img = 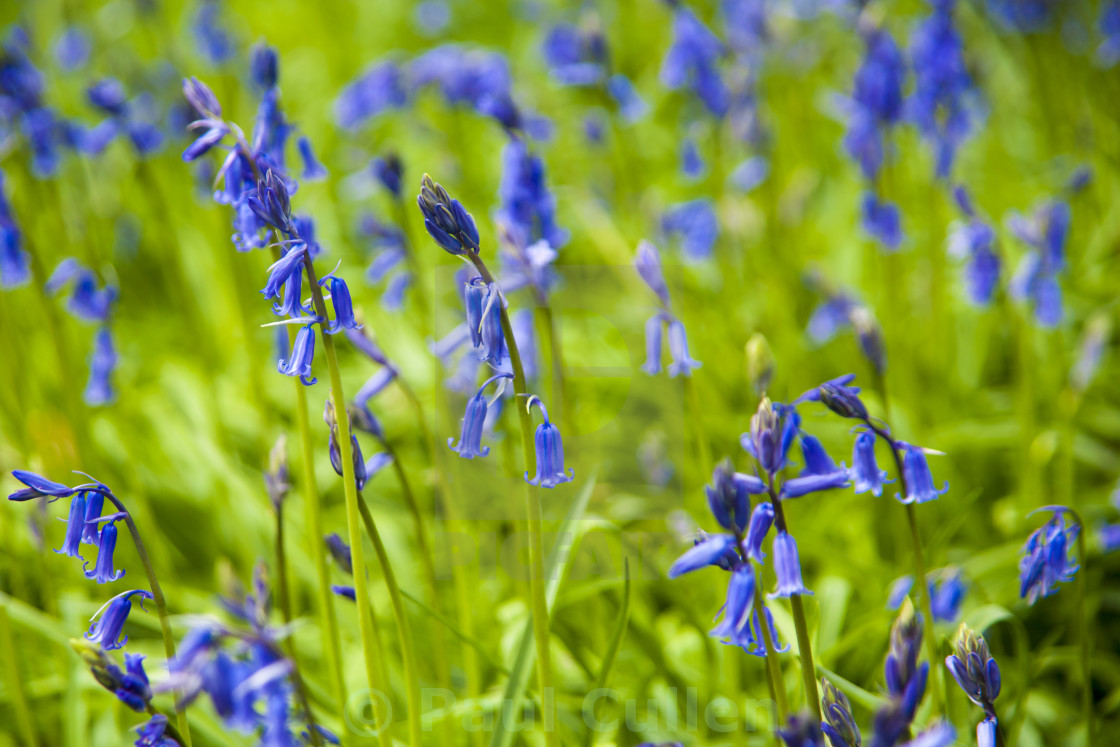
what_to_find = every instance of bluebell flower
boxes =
[325,533,353,575]
[986,0,1058,33]
[449,373,511,458]
[319,275,360,334]
[192,0,235,64]
[798,433,845,477]
[541,24,607,86]
[861,192,903,250]
[86,589,152,650]
[84,518,125,583]
[660,5,729,116]
[371,153,403,197]
[417,174,480,255]
[8,470,86,501]
[54,27,91,71]
[55,492,88,559]
[85,327,117,406]
[801,374,866,420]
[278,324,317,385]
[606,74,649,122]
[945,623,1000,717]
[851,430,891,496]
[948,189,1001,305]
[1098,2,1120,67]
[115,653,152,711]
[782,470,851,498]
[885,600,928,720]
[81,490,105,545]
[251,42,279,90]
[0,180,30,288]
[732,607,789,657]
[324,400,369,490]
[807,293,859,345]
[723,0,769,55]
[976,718,997,747]
[778,712,825,747]
[1099,523,1120,554]
[705,459,766,533]
[248,170,295,235]
[929,568,966,622]
[743,398,800,475]
[1019,507,1080,603]
[331,584,356,601]
[1071,312,1109,395]
[896,443,948,504]
[410,45,511,113]
[681,138,705,178]
[909,0,975,177]
[770,531,811,597]
[525,396,574,488]
[843,27,905,178]
[663,199,719,260]
[666,319,701,377]
[478,283,506,364]
[710,565,756,640]
[297,136,327,181]
[88,78,128,116]
[821,678,861,747]
[744,501,774,561]
[642,313,665,375]
[496,139,567,250]
[668,532,738,577]
[635,240,671,306]
[728,156,769,192]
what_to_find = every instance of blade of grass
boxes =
[582,558,631,747]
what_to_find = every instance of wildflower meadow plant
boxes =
[2,3,1118,746]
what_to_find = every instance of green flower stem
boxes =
[101,493,191,746]
[271,245,348,723]
[1073,512,1093,746]
[468,252,559,747]
[356,492,423,746]
[0,604,36,746]
[767,483,820,721]
[754,567,790,726]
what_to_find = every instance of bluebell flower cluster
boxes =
[0,171,29,288]
[841,25,907,249]
[83,77,165,158]
[496,138,568,252]
[871,600,929,747]
[54,26,91,72]
[945,623,1001,719]
[165,565,333,745]
[908,0,975,178]
[45,257,120,404]
[74,639,153,712]
[357,213,411,311]
[660,4,730,117]
[324,399,391,492]
[806,288,887,375]
[1018,506,1080,604]
[192,0,236,65]
[820,678,861,747]
[1007,197,1070,327]
[542,22,609,86]
[948,186,1001,305]
[986,0,1059,34]
[662,198,719,260]
[887,568,966,622]
[635,240,702,377]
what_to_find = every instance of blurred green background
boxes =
[1,0,1120,745]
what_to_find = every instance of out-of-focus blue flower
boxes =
[192,0,235,65]
[1008,198,1069,327]
[929,568,966,621]
[85,326,118,406]
[331,585,356,601]
[1099,523,1120,553]
[55,492,88,559]
[81,490,105,545]
[681,138,705,178]
[135,714,177,746]
[896,443,948,504]
[250,42,279,90]
[325,533,352,575]
[660,5,729,116]
[54,27,91,71]
[414,1,451,35]
[1019,507,1079,603]
[705,459,765,533]
[449,373,511,458]
[879,600,928,744]
[635,240,671,306]
[45,259,116,322]
[710,564,756,640]
[278,324,317,385]
[861,192,903,250]
[807,293,858,345]
[86,589,152,650]
[909,0,975,177]
[88,78,128,116]
[945,623,1000,717]
[1098,2,1120,67]
[663,198,719,260]
[949,187,1001,305]
[770,530,812,597]
[541,23,607,86]
[666,319,701,377]
[851,430,891,496]
[986,0,1059,34]
[606,74,648,122]
[371,153,403,197]
[335,62,408,130]
[728,156,769,192]
[525,396,574,488]
[297,136,327,181]
[84,518,125,583]
[642,313,665,375]
[778,712,826,747]
[417,174,480,255]
[821,678,861,747]
[0,174,30,289]
[841,27,905,180]
[798,433,845,477]
[496,139,567,250]
[723,0,768,56]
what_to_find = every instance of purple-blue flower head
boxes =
[8,470,86,501]
[886,600,927,720]
[1018,507,1079,604]
[320,275,361,334]
[525,396,574,488]
[85,326,118,406]
[542,23,608,86]
[851,430,891,496]
[666,319,701,377]
[297,136,328,181]
[862,192,903,250]
[86,589,152,650]
[88,78,128,117]
[250,42,279,90]
[496,139,567,250]
[278,324,317,385]
[55,492,88,559]
[371,153,403,197]
[668,532,738,578]
[635,240,671,306]
[705,459,765,533]
[710,564,756,641]
[248,170,295,235]
[778,712,825,747]
[81,490,105,545]
[896,443,948,504]
[744,501,773,561]
[84,517,125,583]
[335,62,408,130]
[660,6,729,117]
[821,678,861,747]
[449,373,511,458]
[945,623,1000,716]
[769,531,812,598]
[417,174,480,255]
[663,199,719,260]
[478,283,506,364]
[743,398,800,475]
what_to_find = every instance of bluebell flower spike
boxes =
[945,623,1001,717]
[449,373,512,458]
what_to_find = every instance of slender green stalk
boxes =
[767,483,820,721]
[357,493,424,746]
[0,604,36,746]
[469,253,559,747]
[753,566,790,729]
